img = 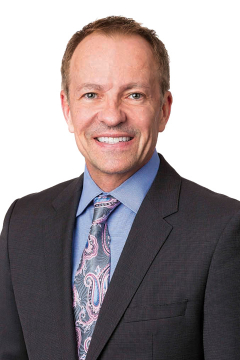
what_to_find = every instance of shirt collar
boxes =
[76,150,160,216]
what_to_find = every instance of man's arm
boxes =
[0,201,28,359]
[203,209,240,359]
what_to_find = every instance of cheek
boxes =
[133,109,159,135]
[70,106,95,134]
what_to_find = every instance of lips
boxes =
[96,136,132,144]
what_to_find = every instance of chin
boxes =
[95,161,139,176]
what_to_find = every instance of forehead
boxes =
[69,33,158,86]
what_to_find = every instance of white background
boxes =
[0,0,239,225]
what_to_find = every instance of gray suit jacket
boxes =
[1,154,240,359]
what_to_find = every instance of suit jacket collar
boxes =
[43,154,181,360]
[43,175,83,360]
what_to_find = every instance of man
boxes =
[0,16,239,360]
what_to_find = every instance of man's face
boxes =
[61,33,172,187]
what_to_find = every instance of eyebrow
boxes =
[122,82,151,91]
[75,82,151,93]
[76,83,105,92]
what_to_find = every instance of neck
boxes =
[85,154,155,191]
[89,172,134,192]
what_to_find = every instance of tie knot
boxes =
[93,195,120,224]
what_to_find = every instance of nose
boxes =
[97,99,127,127]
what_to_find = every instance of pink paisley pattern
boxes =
[75,234,98,277]
[102,224,110,256]
[75,326,82,351]
[73,195,120,359]
[73,285,79,308]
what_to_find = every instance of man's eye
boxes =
[128,93,143,100]
[84,93,97,99]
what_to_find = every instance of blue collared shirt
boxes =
[72,150,160,285]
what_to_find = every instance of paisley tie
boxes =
[73,194,120,359]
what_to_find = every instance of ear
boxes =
[158,91,173,132]
[60,90,74,133]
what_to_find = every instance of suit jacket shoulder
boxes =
[179,176,240,225]
[11,175,83,219]
[152,154,240,227]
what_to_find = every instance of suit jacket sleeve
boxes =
[203,209,240,359]
[0,200,28,360]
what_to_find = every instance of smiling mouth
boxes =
[96,136,132,144]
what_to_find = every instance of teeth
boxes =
[97,137,131,144]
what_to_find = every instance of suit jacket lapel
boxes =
[86,155,182,360]
[43,176,83,360]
